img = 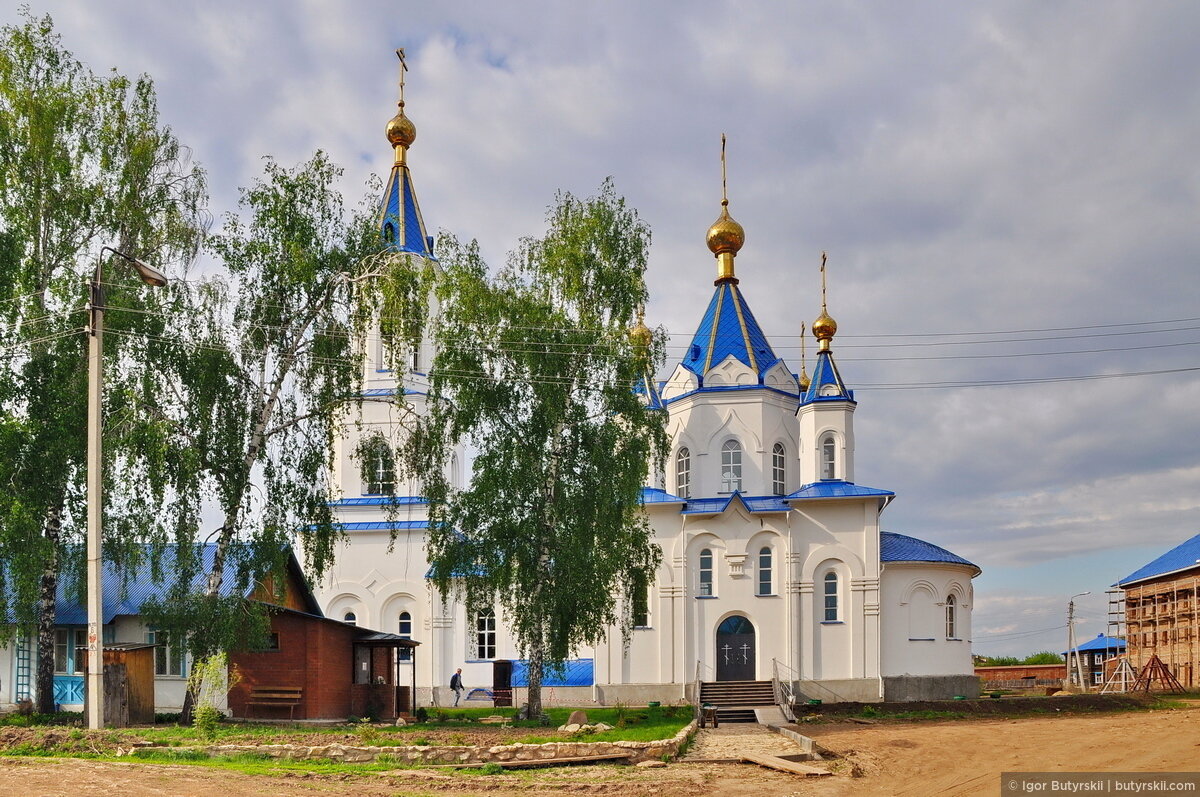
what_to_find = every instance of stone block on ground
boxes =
[567,709,588,726]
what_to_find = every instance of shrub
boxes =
[479,762,505,775]
[193,705,222,741]
[414,707,429,723]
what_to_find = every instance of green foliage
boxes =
[479,762,505,775]
[979,656,1022,666]
[1024,651,1062,665]
[192,705,221,741]
[410,180,666,715]
[414,707,429,723]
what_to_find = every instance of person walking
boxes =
[450,668,464,706]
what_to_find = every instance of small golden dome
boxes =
[706,201,745,256]
[630,319,652,349]
[386,103,416,148]
[813,311,837,342]
[799,369,811,392]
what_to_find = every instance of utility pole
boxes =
[1067,592,1090,692]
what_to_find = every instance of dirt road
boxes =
[1,706,1197,796]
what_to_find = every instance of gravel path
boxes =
[681,722,807,761]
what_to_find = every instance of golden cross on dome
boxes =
[395,48,407,105]
[820,251,828,312]
[720,133,729,206]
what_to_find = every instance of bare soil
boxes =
[1,703,1197,796]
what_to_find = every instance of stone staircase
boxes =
[699,680,778,723]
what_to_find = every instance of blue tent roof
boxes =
[633,373,665,409]
[800,350,853,404]
[334,521,430,532]
[1116,532,1200,586]
[378,161,435,259]
[1063,633,1126,655]
[787,480,894,500]
[880,531,979,574]
[680,282,784,385]
[680,492,792,515]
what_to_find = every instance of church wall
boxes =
[879,563,975,677]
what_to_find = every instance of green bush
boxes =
[479,762,505,775]
[192,705,222,741]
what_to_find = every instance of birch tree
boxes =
[410,180,667,716]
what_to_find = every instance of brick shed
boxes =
[227,556,419,721]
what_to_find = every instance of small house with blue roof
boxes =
[311,62,981,708]
[1114,532,1200,689]
[1062,633,1126,687]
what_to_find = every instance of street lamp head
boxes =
[102,246,167,287]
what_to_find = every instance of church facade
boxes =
[313,67,981,706]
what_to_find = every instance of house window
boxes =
[361,435,396,495]
[823,572,839,621]
[398,612,413,661]
[54,628,86,674]
[757,547,773,596]
[945,594,957,638]
[147,629,184,677]
[772,443,786,495]
[821,435,837,480]
[343,611,357,626]
[411,345,420,371]
[698,548,714,597]
[475,608,496,659]
[632,570,651,628]
[721,440,742,493]
[675,447,691,498]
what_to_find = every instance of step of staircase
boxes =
[699,680,777,707]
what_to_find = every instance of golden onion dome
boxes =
[630,319,652,349]
[813,310,837,343]
[799,368,811,392]
[386,103,416,148]
[706,200,745,256]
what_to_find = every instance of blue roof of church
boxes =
[634,373,665,409]
[1116,532,1200,586]
[680,492,792,515]
[880,532,979,573]
[787,480,894,500]
[1063,633,1125,655]
[801,350,853,404]
[681,282,783,383]
[641,487,686,504]
[378,162,435,259]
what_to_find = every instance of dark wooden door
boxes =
[716,615,755,681]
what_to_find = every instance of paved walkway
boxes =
[681,722,808,761]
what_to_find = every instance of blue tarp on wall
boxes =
[510,658,594,687]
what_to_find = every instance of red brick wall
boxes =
[229,611,357,720]
[975,664,1066,682]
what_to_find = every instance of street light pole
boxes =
[86,246,166,730]
[1066,591,1091,693]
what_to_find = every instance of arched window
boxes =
[675,447,691,498]
[945,595,957,639]
[360,435,396,495]
[721,440,742,493]
[772,443,786,495]
[821,434,837,481]
[475,608,496,659]
[631,570,651,628]
[823,572,839,622]
[398,611,413,660]
[450,453,460,490]
[757,546,772,596]
[698,548,714,596]
[343,611,357,626]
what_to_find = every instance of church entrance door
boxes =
[715,614,755,681]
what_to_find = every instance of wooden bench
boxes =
[246,686,303,719]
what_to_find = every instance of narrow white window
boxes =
[821,435,837,480]
[721,440,742,493]
[475,608,497,659]
[823,572,839,621]
[772,442,786,495]
[343,611,357,626]
[675,447,691,498]
[757,546,772,596]
[945,595,957,639]
[399,611,413,661]
[698,548,714,596]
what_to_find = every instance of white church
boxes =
[315,69,981,707]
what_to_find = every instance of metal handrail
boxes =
[772,658,798,722]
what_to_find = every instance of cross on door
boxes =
[722,643,732,665]
[740,643,750,664]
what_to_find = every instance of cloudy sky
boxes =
[13,1,1199,656]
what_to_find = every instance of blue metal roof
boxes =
[334,520,429,532]
[640,487,686,504]
[53,544,277,625]
[880,531,979,574]
[680,282,785,385]
[1116,532,1200,586]
[328,496,428,507]
[634,373,665,409]
[680,492,792,515]
[800,350,853,404]
[378,161,435,259]
[1063,633,1126,655]
[510,658,593,687]
[787,480,894,500]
